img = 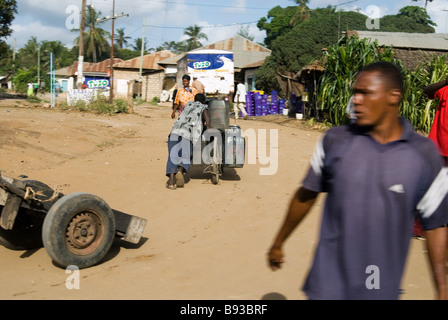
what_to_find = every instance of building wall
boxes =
[113,69,165,101]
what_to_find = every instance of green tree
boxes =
[183,25,208,51]
[289,0,310,27]
[0,41,15,75]
[411,0,433,10]
[115,28,131,49]
[115,48,141,60]
[237,25,255,41]
[380,6,436,33]
[16,36,39,70]
[260,8,368,78]
[257,6,296,48]
[0,0,17,39]
[156,41,186,54]
[133,38,153,54]
[74,6,110,62]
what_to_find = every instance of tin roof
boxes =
[66,58,124,76]
[113,50,176,70]
[347,31,448,51]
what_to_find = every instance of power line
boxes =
[142,0,271,10]
[143,21,258,30]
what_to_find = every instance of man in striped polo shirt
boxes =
[267,62,448,300]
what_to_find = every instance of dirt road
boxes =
[0,98,435,300]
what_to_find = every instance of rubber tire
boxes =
[0,179,53,250]
[42,192,116,269]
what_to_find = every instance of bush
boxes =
[64,95,128,115]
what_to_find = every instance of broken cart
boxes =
[0,175,147,269]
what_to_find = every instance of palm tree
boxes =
[411,0,433,10]
[289,0,310,27]
[183,25,208,51]
[115,28,131,49]
[74,6,110,62]
[132,38,154,54]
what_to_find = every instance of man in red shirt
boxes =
[424,79,448,166]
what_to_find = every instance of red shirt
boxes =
[428,85,448,157]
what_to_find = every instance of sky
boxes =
[5,0,448,51]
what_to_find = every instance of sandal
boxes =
[166,182,177,190]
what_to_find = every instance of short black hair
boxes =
[182,74,191,81]
[194,93,206,103]
[360,62,404,93]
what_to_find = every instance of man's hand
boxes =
[267,247,284,271]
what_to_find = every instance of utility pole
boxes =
[77,0,86,89]
[139,18,146,97]
[97,0,129,104]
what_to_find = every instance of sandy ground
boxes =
[0,95,438,300]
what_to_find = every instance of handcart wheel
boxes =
[42,192,116,269]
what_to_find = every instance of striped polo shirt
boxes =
[301,118,448,300]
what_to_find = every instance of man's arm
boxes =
[424,226,447,300]
[267,187,318,270]
[423,79,448,100]
[203,109,211,130]
[171,103,179,119]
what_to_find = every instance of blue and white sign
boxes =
[85,77,110,89]
[188,53,233,71]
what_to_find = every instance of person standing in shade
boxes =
[267,62,448,300]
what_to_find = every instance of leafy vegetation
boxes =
[318,37,397,125]
[256,5,438,95]
[317,37,448,133]
[0,0,17,39]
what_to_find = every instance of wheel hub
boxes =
[66,212,103,255]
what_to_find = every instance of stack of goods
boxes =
[241,91,286,117]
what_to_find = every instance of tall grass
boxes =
[318,36,448,133]
[318,37,396,125]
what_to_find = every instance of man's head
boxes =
[194,93,206,104]
[352,62,403,127]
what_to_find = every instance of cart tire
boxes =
[0,179,54,250]
[42,192,116,269]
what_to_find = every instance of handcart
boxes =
[0,175,147,269]
[198,99,245,185]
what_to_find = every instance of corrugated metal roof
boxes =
[66,58,124,76]
[113,50,176,70]
[241,59,266,69]
[348,31,448,51]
